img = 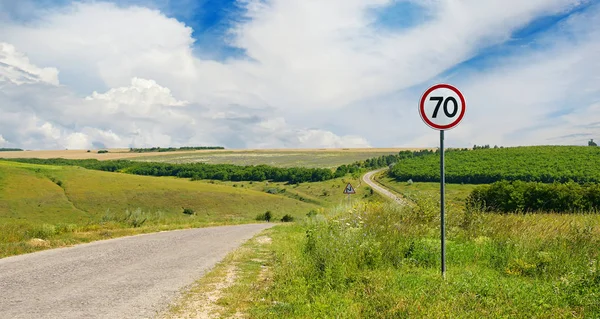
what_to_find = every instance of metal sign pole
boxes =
[440,130,446,278]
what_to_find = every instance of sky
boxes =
[0,0,598,150]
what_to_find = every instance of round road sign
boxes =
[419,84,466,130]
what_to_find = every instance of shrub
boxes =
[265,188,279,194]
[466,181,600,213]
[256,211,273,222]
[306,209,318,218]
[97,150,109,154]
[182,208,195,215]
[281,214,295,222]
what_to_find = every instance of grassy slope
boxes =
[218,175,384,208]
[0,160,319,257]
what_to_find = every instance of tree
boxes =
[589,139,597,147]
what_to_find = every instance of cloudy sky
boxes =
[0,0,598,150]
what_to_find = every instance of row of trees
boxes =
[126,163,333,183]
[0,148,23,152]
[4,158,333,184]
[466,180,600,213]
[129,146,225,153]
[389,146,600,184]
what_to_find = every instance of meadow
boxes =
[0,148,412,168]
[163,167,600,318]
[130,149,408,168]
[0,160,321,257]
[187,189,600,318]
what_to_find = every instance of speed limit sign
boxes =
[419,84,466,130]
[418,83,466,279]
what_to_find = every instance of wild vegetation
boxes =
[242,200,599,318]
[129,146,225,153]
[466,180,600,213]
[388,146,600,184]
[0,148,23,151]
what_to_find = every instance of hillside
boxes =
[0,161,318,225]
[389,146,600,184]
[0,160,320,257]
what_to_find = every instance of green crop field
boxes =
[131,150,405,168]
[389,146,600,184]
[0,160,320,257]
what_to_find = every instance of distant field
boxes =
[0,160,319,257]
[0,148,421,168]
[131,150,412,168]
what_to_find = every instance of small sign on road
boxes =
[343,183,356,194]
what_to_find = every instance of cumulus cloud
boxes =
[0,0,598,149]
[0,42,59,85]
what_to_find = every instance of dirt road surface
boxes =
[0,224,273,319]
[362,169,407,205]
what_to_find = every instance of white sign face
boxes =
[419,84,466,130]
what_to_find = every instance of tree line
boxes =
[129,146,225,153]
[0,148,23,152]
[2,158,333,184]
[466,180,600,213]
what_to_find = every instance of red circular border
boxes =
[419,84,466,130]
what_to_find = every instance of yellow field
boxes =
[0,148,426,161]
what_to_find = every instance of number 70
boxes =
[430,96,458,118]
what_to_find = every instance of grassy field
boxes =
[0,148,418,168]
[375,174,477,208]
[0,160,320,257]
[131,150,409,168]
[170,179,600,318]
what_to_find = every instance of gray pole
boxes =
[440,130,446,278]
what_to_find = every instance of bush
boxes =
[256,211,273,222]
[466,181,600,213]
[281,214,295,222]
[182,208,195,215]
[97,150,109,154]
[306,209,318,218]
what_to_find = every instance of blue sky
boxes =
[0,0,599,149]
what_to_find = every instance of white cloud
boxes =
[0,0,598,150]
[0,42,59,85]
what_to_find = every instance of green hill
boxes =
[0,160,319,257]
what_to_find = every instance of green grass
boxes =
[156,171,600,318]
[241,202,600,318]
[131,150,401,168]
[0,160,320,257]
[217,175,385,208]
[375,174,477,208]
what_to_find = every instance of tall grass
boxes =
[252,200,600,318]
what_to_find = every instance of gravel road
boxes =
[0,224,274,319]
[362,169,407,205]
